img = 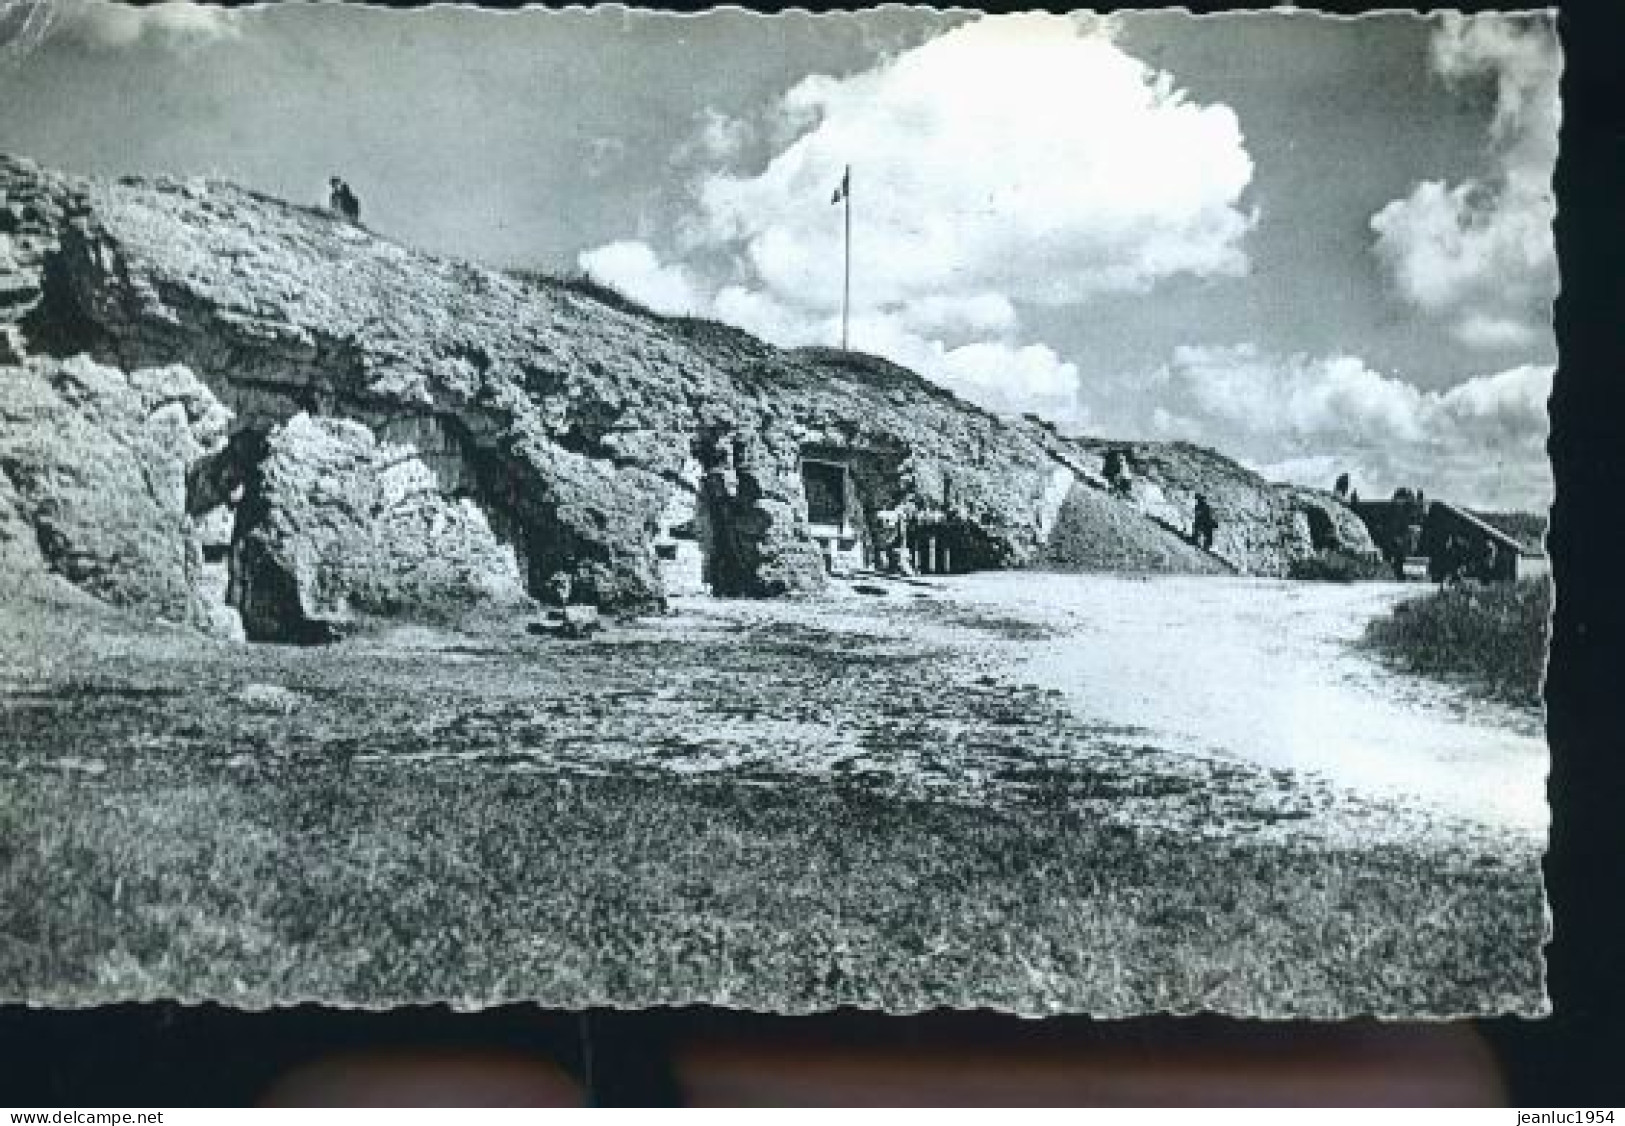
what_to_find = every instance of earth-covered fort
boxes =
[1,155,1382,643]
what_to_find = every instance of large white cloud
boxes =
[697,13,1255,311]
[579,13,1253,420]
[1369,13,1558,351]
[1136,344,1551,509]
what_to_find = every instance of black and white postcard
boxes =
[0,3,1556,1016]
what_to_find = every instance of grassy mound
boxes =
[1364,576,1552,705]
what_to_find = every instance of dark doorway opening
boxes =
[802,460,848,530]
[1304,505,1338,552]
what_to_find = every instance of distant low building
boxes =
[1353,497,1536,581]
[1419,502,1526,582]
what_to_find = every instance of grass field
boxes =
[1364,576,1552,706]
[0,581,1547,1016]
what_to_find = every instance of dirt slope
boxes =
[1054,436,1375,577]
[1040,480,1228,573]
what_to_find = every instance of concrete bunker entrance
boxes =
[903,516,998,576]
[794,445,997,578]
[800,453,870,574]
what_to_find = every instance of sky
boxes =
[0,2,1559,509]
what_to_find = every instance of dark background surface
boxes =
[1,0,1620,1105]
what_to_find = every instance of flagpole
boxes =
[841,164,851,352]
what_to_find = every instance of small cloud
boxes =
[54,0,242,50]
[574,14,1257,430]
[711,285,821,347]
[1148,345,1430,448]
[937,340,1079,419]
[709,282,1081,421]
[1368,12,1558,351]
[575,240,702,317]
[1453,311,1541,351]
[697,109,751,161]
[1434,362,1551,452]
[0,0,58,67]
[894,292,1018,339]
[1369,177,1554,335]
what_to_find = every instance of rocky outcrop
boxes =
[235,413,533,641]
[0,358,535,643]
[0,154,1378,637]
[0,354,235,632]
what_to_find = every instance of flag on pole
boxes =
[834,164,851,350]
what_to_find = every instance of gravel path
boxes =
[928,573,1547,839]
